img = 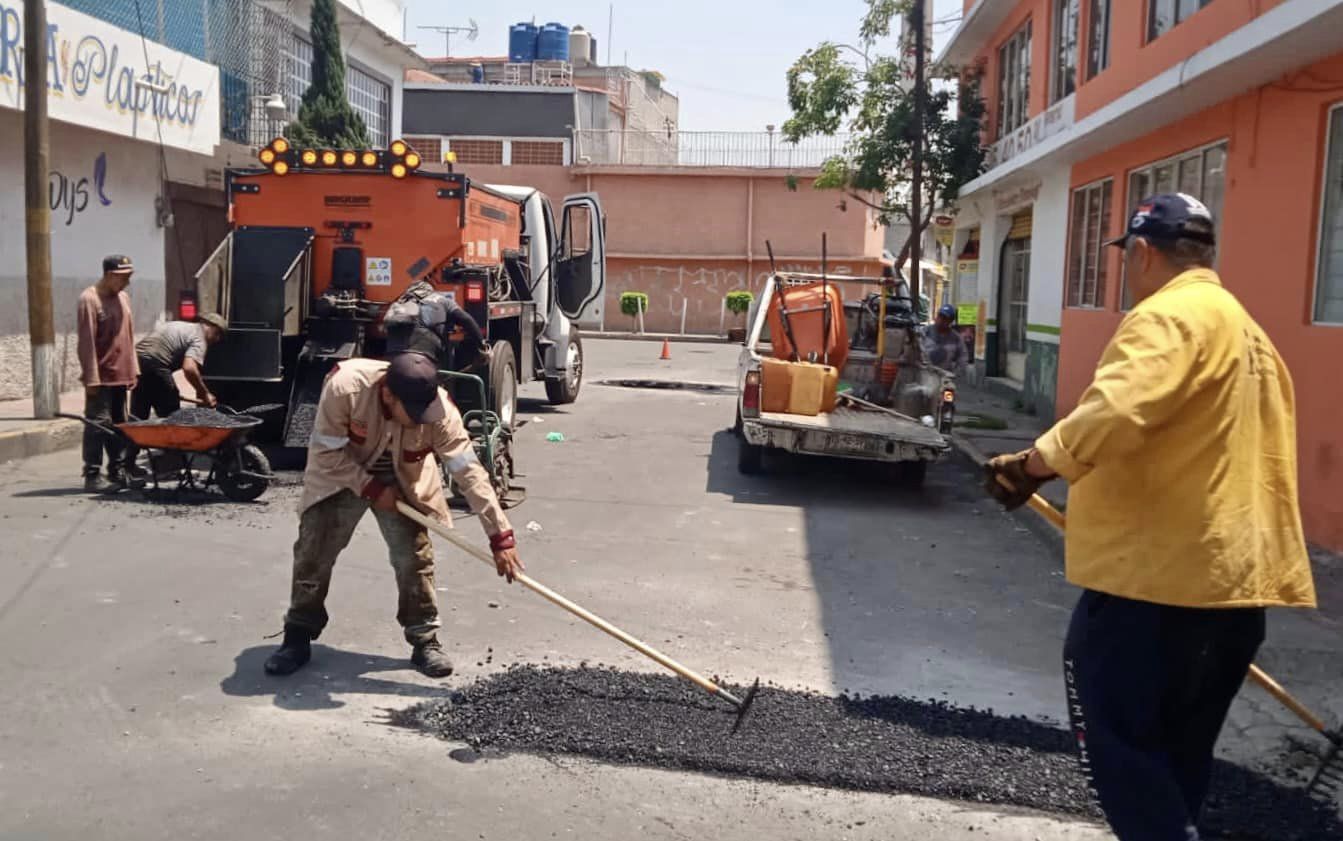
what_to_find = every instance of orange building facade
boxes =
[942,0,1343,549]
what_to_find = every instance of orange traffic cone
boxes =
[659,338,672,360]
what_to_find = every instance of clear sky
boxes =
[401,0,965,132]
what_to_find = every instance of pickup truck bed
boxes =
[744,401,948,463]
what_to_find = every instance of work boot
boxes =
[84,471,115,493]
[122,462,150,489]
[106,466,132,490]
[411,638,454,678]
[263,625,313,676]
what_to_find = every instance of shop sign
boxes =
[0,1,220,154]
[986,95,1074,169]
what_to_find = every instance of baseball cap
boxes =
[103,254,135,274]
[937,304,958,320]
[199,312,229,333]
[1105,193,1216,249]
[385,352,446,424]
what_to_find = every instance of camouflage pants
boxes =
[285,490,440,645]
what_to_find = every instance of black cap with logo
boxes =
[385,352,446,424]
[1105,193,1216,249]
[103,254,135,274]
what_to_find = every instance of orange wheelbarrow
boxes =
[62,406,276,502]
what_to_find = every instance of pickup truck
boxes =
[733,273,954,486]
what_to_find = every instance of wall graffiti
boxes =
[49,151,111,227]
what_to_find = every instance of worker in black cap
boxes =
[265,353,523,678]
[985,194,1315,841]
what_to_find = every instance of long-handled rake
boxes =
[1008,483,1343,801]
[395,501,761,733]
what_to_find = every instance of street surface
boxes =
[1,339,1338,840]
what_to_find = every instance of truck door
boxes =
[556,194,605,320]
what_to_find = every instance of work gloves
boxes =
[984,449,1050,511]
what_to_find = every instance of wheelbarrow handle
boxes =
[56,412,130,442]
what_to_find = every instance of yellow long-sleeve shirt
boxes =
[1035,269,1315,609]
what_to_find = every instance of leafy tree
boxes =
[284,0,369,149]
[784,0,987,271]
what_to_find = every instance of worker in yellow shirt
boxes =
[985,193,1316,841]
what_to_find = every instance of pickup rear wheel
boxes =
[545,329,584,405]
[737,428,764,475]
[489,341,517,431]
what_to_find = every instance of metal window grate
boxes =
[404,136,444,163]
[511,141,566,166]
[449,140,505,165]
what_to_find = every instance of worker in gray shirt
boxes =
[124,314,228,479]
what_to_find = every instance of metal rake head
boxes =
[729,678,761,735]
[1308,737,1343,803]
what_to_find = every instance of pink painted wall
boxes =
[453,163,886,333]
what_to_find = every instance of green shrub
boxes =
[725,291,754,316]
[619,292,649,318]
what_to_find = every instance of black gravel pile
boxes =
[126,408,258,429]
[395,665,1342,841]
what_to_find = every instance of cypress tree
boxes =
[285,0,370,149]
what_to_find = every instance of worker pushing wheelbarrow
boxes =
[61,405,277,502]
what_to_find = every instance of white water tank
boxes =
[569,26,592,66]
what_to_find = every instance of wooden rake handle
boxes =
[394,501,739,705]
[1016,487,1333,736]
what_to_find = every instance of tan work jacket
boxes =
[298,358,510,536]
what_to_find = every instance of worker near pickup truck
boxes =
[122,314,229,480]
[77,255,138,493]
[264,352,523,679]
[984,194,1316,841]
[921,304,969,375]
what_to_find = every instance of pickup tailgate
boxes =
[746,403,949,462]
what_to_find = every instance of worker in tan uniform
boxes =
[985,194,1316,841]
[264,352,522,678]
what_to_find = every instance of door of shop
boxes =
[164,181,228,318]
[997,210,1032,383]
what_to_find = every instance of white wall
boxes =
[1026,165,1070,338]
[0,111,166,400]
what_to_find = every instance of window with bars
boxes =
[997,21,1032,139]
[1087,0,1111,79]
[1067,179,1113,308]
[1121,140,1228,308]
[404,136,444,164]
[449,140,505,165]
[1314,104,1343,324]
[1052,0,1079,104]
[511,141,566,166]
[1149,0,1216,42]
[283,34,390,148]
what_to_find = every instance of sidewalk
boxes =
[949,382,1068,512]
[0,390,85,465]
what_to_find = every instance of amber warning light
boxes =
[255,138,423,177]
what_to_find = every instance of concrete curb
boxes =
[586,331,732,344]
[950,432,1065,561]
[0,419,83,465]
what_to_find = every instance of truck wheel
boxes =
[737,429,764,475]
[545,329,583,405]
[489,341,518,431]
[895,460,927,488]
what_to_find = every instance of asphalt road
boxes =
[0,339,1336,840]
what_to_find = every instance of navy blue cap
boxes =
[385,352,446,424]
[937,304,958,320]
[1105,193,1215,249]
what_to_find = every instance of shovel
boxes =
[395,501,761,732]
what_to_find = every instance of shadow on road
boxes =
[221,645,447,711]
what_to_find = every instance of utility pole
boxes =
[24,0,57,419]
[909,0,926,306]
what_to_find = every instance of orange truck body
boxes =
[229,169,521,304]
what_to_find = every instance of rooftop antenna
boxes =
[418,18,478,59]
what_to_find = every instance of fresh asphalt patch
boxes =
[394,665,1343,841]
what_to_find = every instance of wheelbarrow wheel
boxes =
[218,444,271,502]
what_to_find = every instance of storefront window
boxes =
[1149,0,1216,42]
[1067,179,1113,308]
[1315,104,1343,324]
[1052,1,1079,103]
[997,22,1032,138]
[1121,140,1229,308]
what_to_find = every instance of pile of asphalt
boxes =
[395,665,1342,841]
[126,408,259,429]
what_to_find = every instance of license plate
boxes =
[806,431,878,457]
